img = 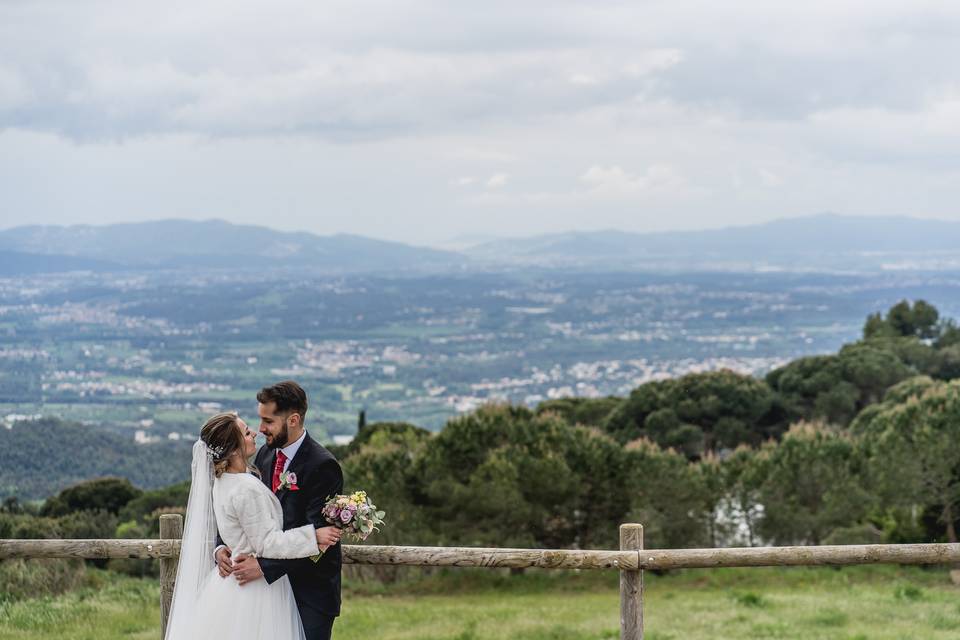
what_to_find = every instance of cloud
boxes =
[461,163,693,211]
[0,67,30,110]
[804,91,960,164]
[580,164,685,196]
[0,0,683,141]
[758,169,784,187]
[3,1,960,243]
[4,47,681,141]
[486,173,508,188]
[2,2,957,147]
[446,147,518,163]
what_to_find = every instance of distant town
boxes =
[3,267,959,441]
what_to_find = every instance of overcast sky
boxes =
[1,1,959,247]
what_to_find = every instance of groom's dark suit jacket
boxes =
[257,433,343,622]
[217,432,344,625]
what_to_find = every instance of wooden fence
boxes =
[3,514,960,639]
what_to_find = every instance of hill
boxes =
[0,219,465,273]
[0,418,193,500]
[0,251,122,275]
[466,214,960,271]
[7,214,960,275]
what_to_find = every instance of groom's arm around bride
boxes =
[234,447,343,580]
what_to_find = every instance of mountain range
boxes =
[3,214,960,274]
[465,214,960,270]
[0,219,462,274]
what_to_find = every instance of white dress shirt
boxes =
[275,430,306,472]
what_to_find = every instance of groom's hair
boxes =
[257,380,308,424]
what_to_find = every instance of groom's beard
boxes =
[266,422,290,450]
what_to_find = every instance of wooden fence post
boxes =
[159,513,183,640]
[619,523,643,640]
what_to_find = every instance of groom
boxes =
[216,380,344,640]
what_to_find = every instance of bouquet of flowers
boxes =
[322,490,386,541]
[311,490,386,561]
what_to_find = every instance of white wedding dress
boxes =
[164,441,319,640]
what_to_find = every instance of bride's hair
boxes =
[200,412,246,478]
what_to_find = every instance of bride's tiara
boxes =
[206,443,227,461]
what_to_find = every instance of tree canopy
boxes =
[602,370,774,457]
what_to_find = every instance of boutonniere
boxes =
[277,470,300,492]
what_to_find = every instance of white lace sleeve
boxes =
[232,483,318,559]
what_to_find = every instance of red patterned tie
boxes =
[271,450,288,492]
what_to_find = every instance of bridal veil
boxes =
[163,439,217,640]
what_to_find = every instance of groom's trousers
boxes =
[303,614,335,640]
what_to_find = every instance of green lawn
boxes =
[0,571,158,640]
[1,566,958,639]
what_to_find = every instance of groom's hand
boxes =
[232,554,264,586]
[215,546,234,578]
[316,526,342,548]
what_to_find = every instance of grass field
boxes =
[1,565,958,639]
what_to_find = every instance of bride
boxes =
[164,412,342,640]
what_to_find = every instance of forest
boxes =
[3,299,960,598]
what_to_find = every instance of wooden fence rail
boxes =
[6,537,960,570]
[3,516,960,640]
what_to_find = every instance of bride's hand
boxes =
[215,546,234,578]
[316,526,342,547]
